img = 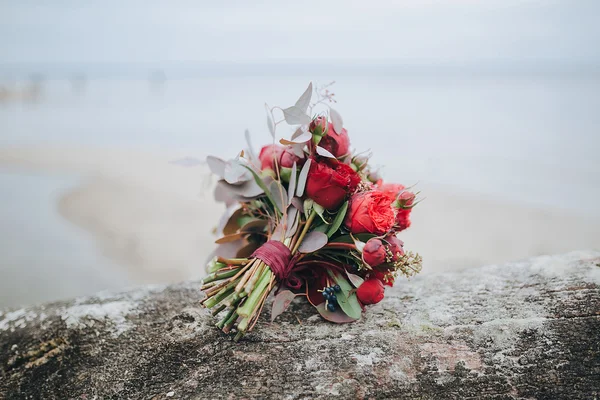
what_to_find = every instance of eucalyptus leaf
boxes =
[265,104,275,137]
[206,156,227,177]
[315,302,358,324]
[244,129,258,165]
[312,223,329,233]
[283,106,311,125]
[327,270,362,319]
[285,207,299,238]
[330,108,343,134]
[215,232,244,244]
[294,82,313,113]
[291,197,304,213]
[271,290,297,322]
[290,126,305,140]
[316,146,336,158]
[346,271,365,288]
[326,201,348,237]
[220,206,243,235]
[271,223,284,242]
[297,231,328,253]
[269,180,288,213]
[287,162,297,205]
[224,159,252,184]
[280,131,312,145]
[296,159,312,197]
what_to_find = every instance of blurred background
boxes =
[1,0,599,308]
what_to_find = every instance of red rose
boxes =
[363,238,386,267]
[356,278,385,305]
[395,209,411,231]
[378,183,415,232]
[379,183,405,200]
[258,145,284,170]
[344,191,395,235]
[305,157,361,210]
[319,125,350,158]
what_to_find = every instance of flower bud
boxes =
[363,238,386,267]
[356,278,385,305]
[384,234,404,262]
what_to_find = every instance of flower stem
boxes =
[237,268,272,318]
[291,210,317,254]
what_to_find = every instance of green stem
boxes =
[291,210,317,254]
[237,269,272,318]
[202,268,240,285]
[203,285,235,309]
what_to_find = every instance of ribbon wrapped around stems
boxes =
[251,241,303,289]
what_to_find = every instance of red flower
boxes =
[363,238,386,267]
[384,234,404,262]
[356,278,385,305]
[309,116,328,136]
[319,125,350,158]
[258,145,284,170]
[280,146,303,168]
[373,270,395,287]
[378,183,415,232]
[305,158,361,210]
[344,191,395,235]
[259,145,303,170]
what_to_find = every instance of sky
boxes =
[0,0,599,67]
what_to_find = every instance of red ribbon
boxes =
[252,241,303,289]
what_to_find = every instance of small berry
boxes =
[329,294,337,304]
[325,287,333,294]
[322,291,328,298]
[327,303,336,312]
[334,285,341,292]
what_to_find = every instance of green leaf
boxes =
[303,198,314,217]
[312,223,329,233]
[315,303,358,324]
[329,233,376,244]
[326,201,348,238]
[243,165,276,208]
[327,270,362,320]
[313,203,329,224]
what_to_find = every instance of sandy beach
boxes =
[1,145,599,296]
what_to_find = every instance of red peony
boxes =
[259,145,303,170]
[363,238,386,267]
[258,145,284,171]
[356,278,385,305]
[384,234,404,261]
[344,191,396,235]
[305,157,361,210]
[280,146,303,168]
[318,125,350,158]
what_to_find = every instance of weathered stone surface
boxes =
[1,251,599,399]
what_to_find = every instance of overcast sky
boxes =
[1,0,598,66]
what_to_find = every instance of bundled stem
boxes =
[202,212,316,341]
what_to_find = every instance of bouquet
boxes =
[202,82,421,341]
